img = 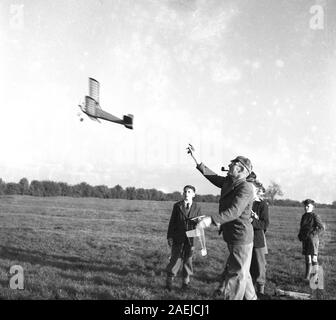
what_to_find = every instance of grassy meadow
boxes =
[0,195,335,300]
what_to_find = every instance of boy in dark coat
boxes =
[166,185,202,291]
[248,177,269,296]
[298,199,324,281]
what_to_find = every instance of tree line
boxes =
[0,177,220,202]
[0,177,334,208]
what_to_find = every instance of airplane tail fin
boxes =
[123,114,134,129]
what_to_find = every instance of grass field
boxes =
[0,195,335,300]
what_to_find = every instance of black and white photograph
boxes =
[0,0,335,305]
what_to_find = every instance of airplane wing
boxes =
[85,96,98,117]
[89,78,100,104]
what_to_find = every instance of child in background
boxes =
[249,178,269,297]
[165,185,201,291]
[298,199,325,281]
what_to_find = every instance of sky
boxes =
[0,0,336,203]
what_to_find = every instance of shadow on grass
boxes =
[0,245,153,279]
[59,272,117,287]
[0,279,8,290]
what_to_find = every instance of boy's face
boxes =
[183,188,195,202]
[304,203,314,213]
[251,184,258,199]
[257,187,265,198]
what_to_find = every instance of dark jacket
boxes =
[167,200,202,244]
[197,163,254,245]
[251,199,269,248]
[298,212,324,241]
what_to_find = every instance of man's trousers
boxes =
[218,242,257,300]
[250,247,267,287]
[166,241,193,283]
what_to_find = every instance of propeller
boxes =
[77,100,84,122]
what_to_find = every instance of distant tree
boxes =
[41,180,61,196]
[166,191,182,201]
[125,187,137,200]
[274,199,301,207]
[5,182,21,195]
[94,185,110,198]
[19,178,29,195]
[265,181,284,206]
[72,184,84,197]
[136,188,148,200]
[58,182,71,196]
[78,182,94,197]
[0,178,6,195]
[157,190,167,201]
[331,201,336,209]
[111,184,125,199]
[29,180,44,196]
[146,188,158,200]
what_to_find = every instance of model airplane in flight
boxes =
[78,77,133,129]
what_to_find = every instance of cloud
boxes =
[275,59,285,68]
[211,65,241,84]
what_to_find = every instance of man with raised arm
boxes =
[187,145,257,300]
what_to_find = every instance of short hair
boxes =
[183,185,196,193]
[302,199,315,206]
[258,185,266,193]
[246,171,265,191]
[246,171,257,182]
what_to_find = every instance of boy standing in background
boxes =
[249,176,269,297]
[166,185,201,291]
[298,199,325,281]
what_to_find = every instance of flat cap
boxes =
[231,156,253,174]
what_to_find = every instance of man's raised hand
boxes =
[186,143,199,165]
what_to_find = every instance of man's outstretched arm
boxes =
[196,162,225,189]
[187,144,225,189]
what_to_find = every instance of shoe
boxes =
[257,292,271,300]
[212,288,223,298]
[256,284,265,295]
[166,277,173,291]
[304,262,312,281]
[181,283,190,291]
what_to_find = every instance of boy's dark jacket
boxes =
[298,211,324,241]
[167,200,201,243]
[251,200,269,248]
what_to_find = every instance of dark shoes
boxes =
[256,284,264,294]
[165,277,173,291]
[165,277,191,292]
[304,263,312,281]
[257,292,271,300]
[181,282,190,291]
[212,288,223,299]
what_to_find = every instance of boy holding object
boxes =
[165,185,202,291]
